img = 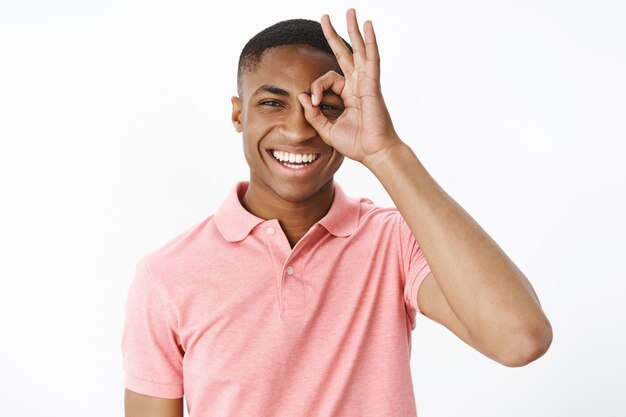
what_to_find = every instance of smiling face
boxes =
[231,44,345,206]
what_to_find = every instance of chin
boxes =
[272,184,319,203]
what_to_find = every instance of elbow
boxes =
[498,319,553,368]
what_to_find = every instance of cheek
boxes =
[241,127,270,167]
[243,113,277,145]
[241,135,259,160]
[326,152,345,173]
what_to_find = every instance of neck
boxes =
[240,178,334,248]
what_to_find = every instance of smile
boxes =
[270,150,320,169]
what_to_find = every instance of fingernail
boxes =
[311,94,317,105]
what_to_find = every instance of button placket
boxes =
[282,261,305,316]
[263,221,288,318]
[263,221,308,319]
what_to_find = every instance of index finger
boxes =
[321,14,354,77]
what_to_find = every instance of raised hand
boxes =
[297,8,403,168]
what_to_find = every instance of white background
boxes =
[1,0,625,416]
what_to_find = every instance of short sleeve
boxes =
[396,211,432,317]
[121,258,184,398]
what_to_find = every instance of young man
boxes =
[123,9,552,417]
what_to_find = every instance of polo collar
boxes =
[214,180,361,243]
[317,181,361,238]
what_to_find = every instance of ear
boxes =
[231,96,243,133]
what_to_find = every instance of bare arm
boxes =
[373,143,552,367]
[125,389,183,417]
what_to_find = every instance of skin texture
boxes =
[125,389,183,417]
[126,7,553,415]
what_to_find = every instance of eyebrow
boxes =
[252,85,289,97]
[251,84,341,98]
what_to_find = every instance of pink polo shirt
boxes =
[122,180,432,417]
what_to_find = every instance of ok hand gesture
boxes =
[298,9,403,168]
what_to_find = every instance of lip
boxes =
[266,149,324,177]
[267,148,323,155]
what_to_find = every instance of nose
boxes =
[278,104,317,142]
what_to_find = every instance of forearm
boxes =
[125,389,183,417]
[365,140,551,349]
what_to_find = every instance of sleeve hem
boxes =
[124,373,183,399]
[410,262,432,316]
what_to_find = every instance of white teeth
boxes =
[271,150,318,164]
[284,163,306,169]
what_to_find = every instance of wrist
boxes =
[361,137,408,171]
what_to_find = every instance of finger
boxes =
[346,8,366,68]
[310,70,345,106]
[363,20,380,81]
[320,14,354,77]
[297,93,333,142]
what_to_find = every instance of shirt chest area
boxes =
[174,223,406,348]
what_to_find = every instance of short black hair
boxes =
[237,18,353,96]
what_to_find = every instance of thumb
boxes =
[298,93,333,143]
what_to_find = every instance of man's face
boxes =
[231,45,345,204]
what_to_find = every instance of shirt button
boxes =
[266,227,276,236]
[286,266,294,275]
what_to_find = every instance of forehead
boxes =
[241,45,342,97]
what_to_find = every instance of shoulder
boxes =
[356,198,403,229]
[345,195,407,244]
[138,213,219,288]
